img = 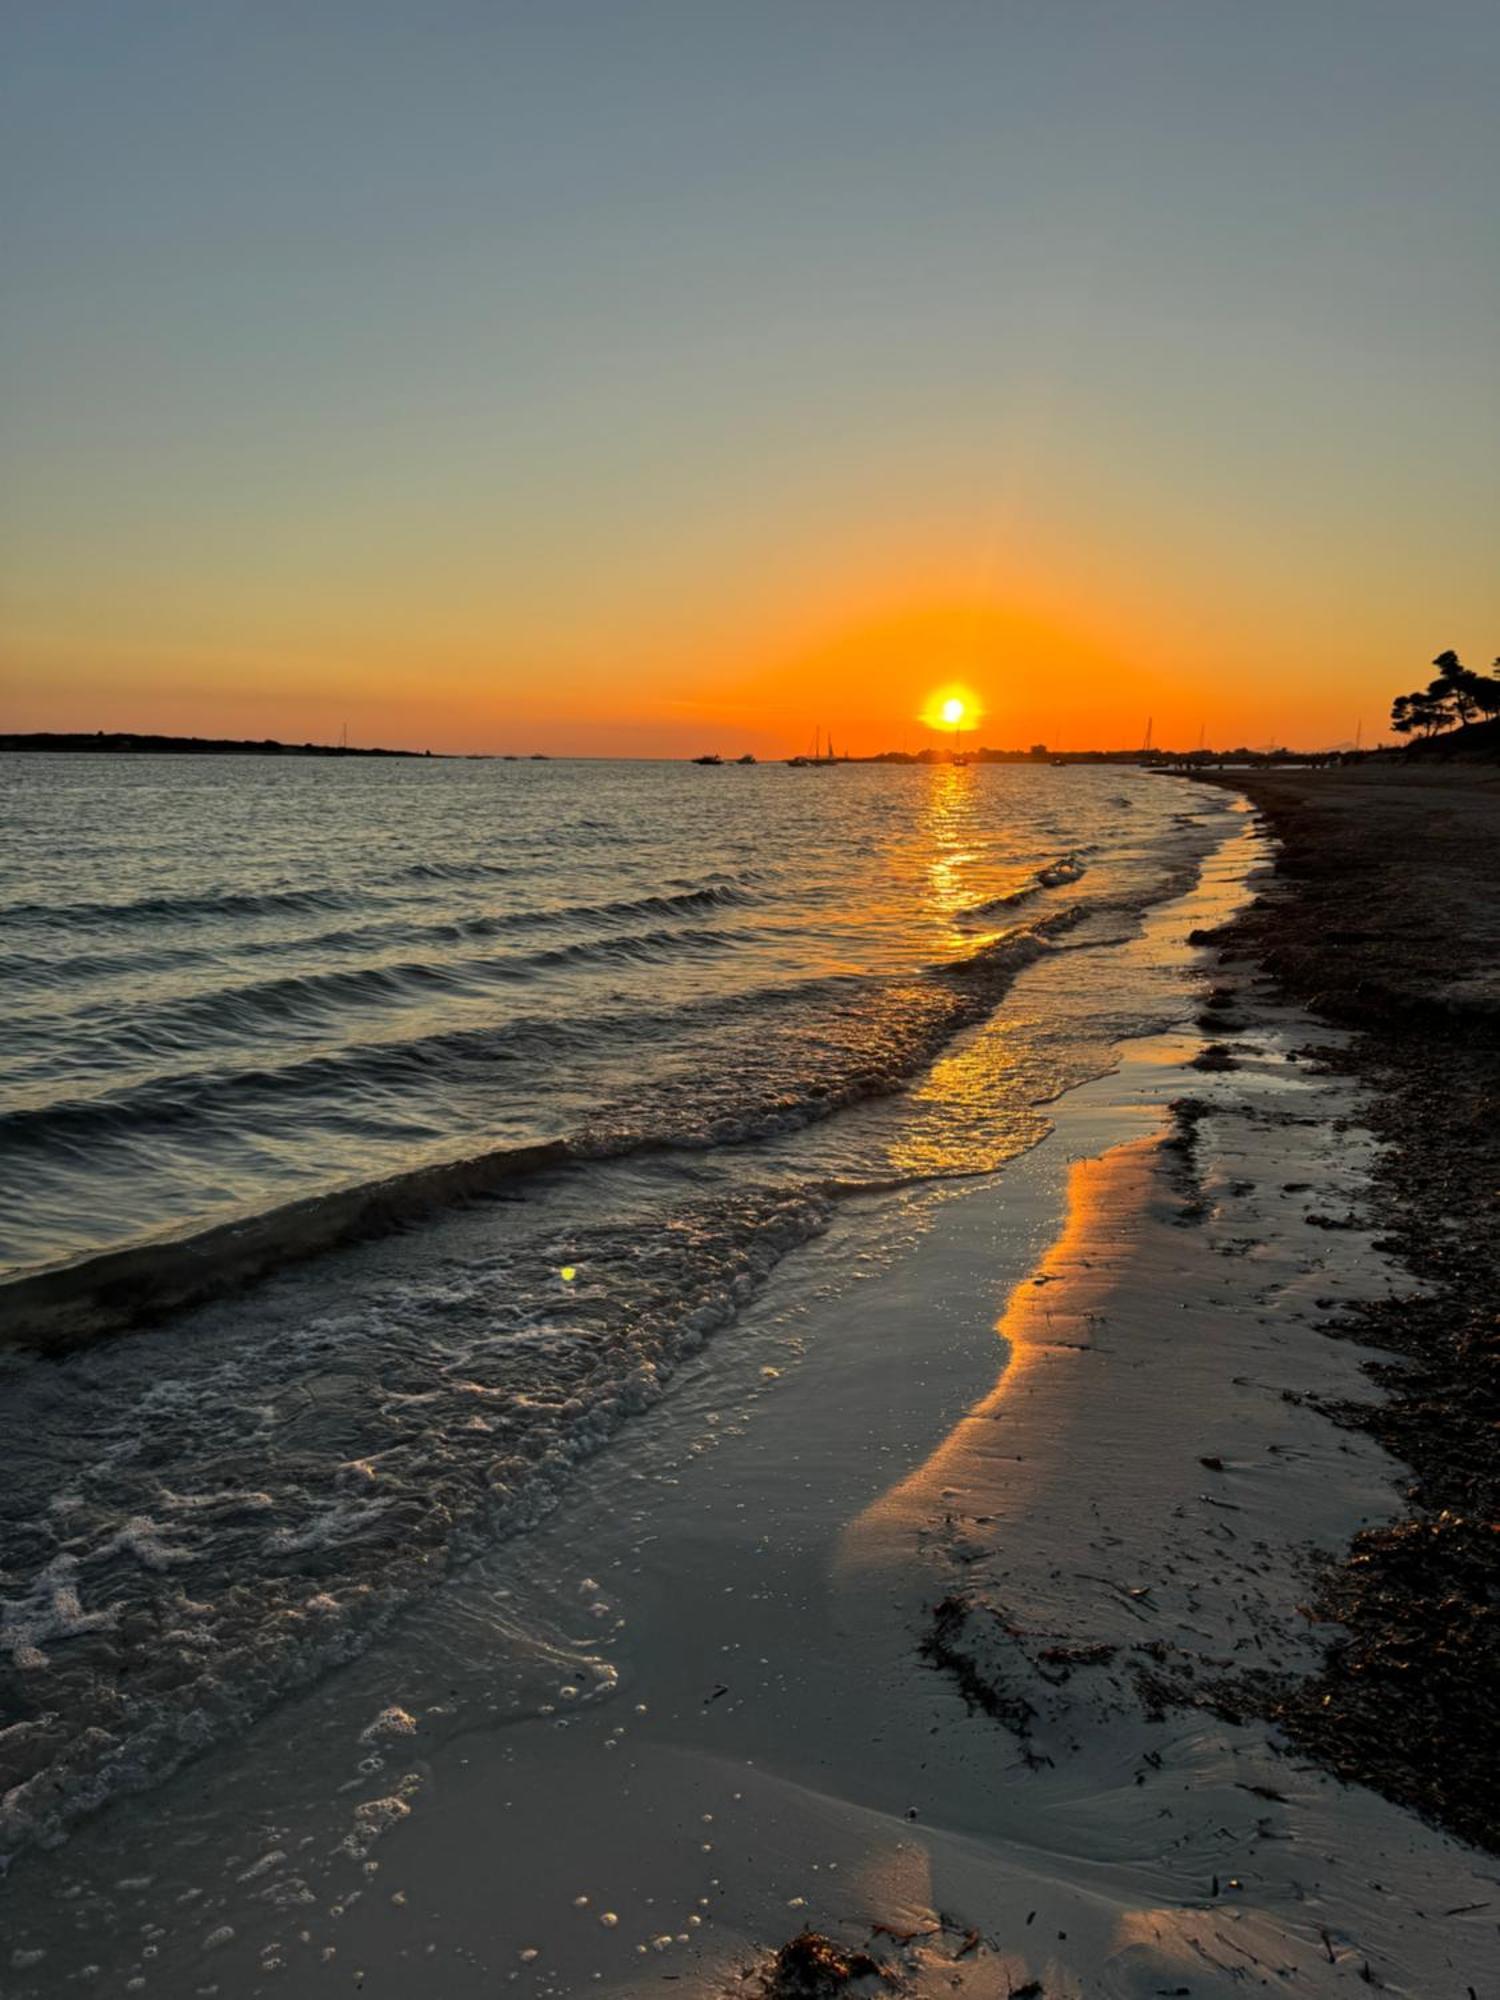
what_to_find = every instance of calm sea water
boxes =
[0,754,1236,1863]
[3,754,1214,1279]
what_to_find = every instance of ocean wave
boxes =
[958,854,1089,924]
[387,858,518,883]
[1,882,369,930]
[0,881,755,1000]
[2,921,754,1092]
[0,865,699,933]
[0,1010,598,1154]
[0,912,1082,1343]
[1037,853,1088,887]
[0,856,640,930]
[0,1182,832,1860]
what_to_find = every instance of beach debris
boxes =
[1035,1640,1117,1683]
[764,1930,886,1996]
[1162,1095,1213,1157]
[922,1594,1039,1745]
[1162,1095,1216,1221]
[1198,1455,1225,1471]
[1191,1042,1239,1072]
[1179,769,1500,1855]
[357,1704,418,1744]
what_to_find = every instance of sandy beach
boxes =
[7,3,1497,1990]
[6,777,1495,1999]
[1184,764,1500,1864]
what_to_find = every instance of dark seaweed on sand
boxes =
[764,1931,887,1996]
[1190,768,1500,1853]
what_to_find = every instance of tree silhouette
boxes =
[1390,650,1500,739]
[1391,690,1452,738]
[1432,650,1481,725]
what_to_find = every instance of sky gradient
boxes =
[3,1,1497,754]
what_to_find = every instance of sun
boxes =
[919,684,984,733]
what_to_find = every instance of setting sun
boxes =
[920,684,985,736]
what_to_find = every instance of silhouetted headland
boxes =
[1,730,436,757]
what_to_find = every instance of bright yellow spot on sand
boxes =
[560,1265,576,1283]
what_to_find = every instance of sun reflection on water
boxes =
[921,764,983,937]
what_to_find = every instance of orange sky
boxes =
[7,528,1490,756]
[3,5,1496,756]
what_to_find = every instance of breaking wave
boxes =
[958,853,1088,924]
[2,915,1077,1344]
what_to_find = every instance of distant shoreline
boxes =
[0,730,1368,767]
[7,722,1494,764]
[0,731,436,758]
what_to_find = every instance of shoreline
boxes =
[1183,763,1500,1856]
[7,796,1493,1996]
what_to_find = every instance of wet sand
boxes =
[1184,762,1500,1857]
[1188,762,1500,1027]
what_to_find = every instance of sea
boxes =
[0,753,1239,1868]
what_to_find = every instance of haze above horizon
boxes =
[3,2,1497,755]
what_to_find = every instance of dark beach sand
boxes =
[1188,762,1500,1853]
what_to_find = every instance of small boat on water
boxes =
[691,753,724,766]
[735,753,757,765]
[788,727,846,767]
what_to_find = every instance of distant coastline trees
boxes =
[1390,651,1500,739]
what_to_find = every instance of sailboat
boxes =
[787,727,848,768]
